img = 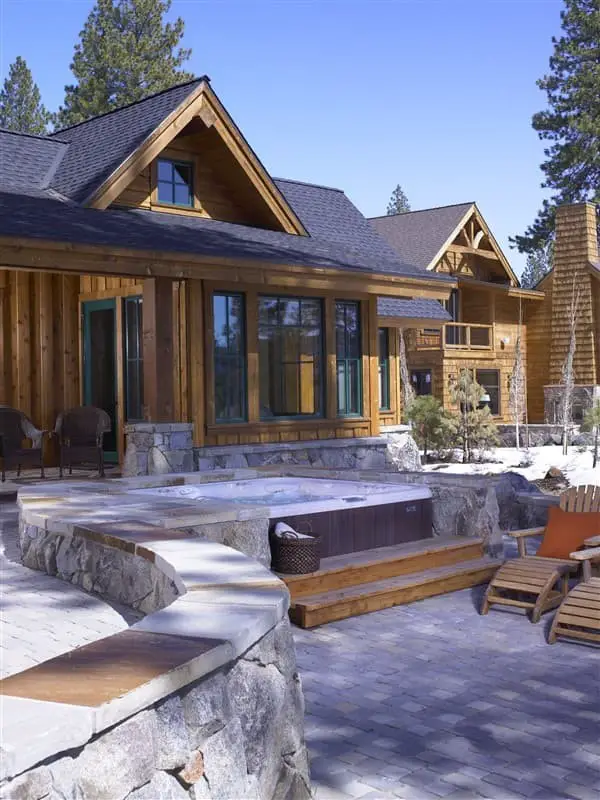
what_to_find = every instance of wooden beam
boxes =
[448,244,500,260]
[142,277,175,422]
[367,296,379,436]
[0,238,455,299]
[187,279,205,446]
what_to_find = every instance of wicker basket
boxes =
[270,526,321,574]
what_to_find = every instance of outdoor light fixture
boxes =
[481,392,491,403]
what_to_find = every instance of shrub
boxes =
[450,370,499,463]
[406,395,455,462]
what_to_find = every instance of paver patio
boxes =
[293,561,600,800]
[0,501,139,678]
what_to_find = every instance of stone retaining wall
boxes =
[1,480,310,800]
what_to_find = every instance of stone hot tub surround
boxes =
[0,475,311,800]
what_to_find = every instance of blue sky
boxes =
[0,0,562,277]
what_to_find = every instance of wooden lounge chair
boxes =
[55,406,111,478]
[0,406,48,481]
[481,485,600,623]
[549,539,600,644]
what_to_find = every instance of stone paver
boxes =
[293,547,600,800]
[0,502,140,678]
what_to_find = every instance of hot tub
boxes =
[140,477,433,558]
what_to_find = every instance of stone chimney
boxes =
[543,202,600,422]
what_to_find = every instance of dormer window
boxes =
[157,159,194,207]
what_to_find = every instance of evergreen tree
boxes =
[450,370,499,463]
[55,0,194,129]
[512,0,600,254]
[520,242,554,289]
[405,395,455,463]
[0,57,50,134]
[386,184,411,215]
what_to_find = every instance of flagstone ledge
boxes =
[1,476,308,799]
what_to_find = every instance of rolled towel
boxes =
[273,521,313,539]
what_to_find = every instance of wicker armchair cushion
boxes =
[537,506,600,560]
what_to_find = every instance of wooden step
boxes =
[289,557,502,628]
[279,537,485,599]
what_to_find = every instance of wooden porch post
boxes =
[143,277,175,422]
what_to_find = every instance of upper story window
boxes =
[157,159,194,207]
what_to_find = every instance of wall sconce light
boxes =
[481,392,491,403]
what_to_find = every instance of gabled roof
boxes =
[274,178,402,263]
[48,79,206,204]
[0,129,68,191]
[377,297,451,322]
[369,203,474,271]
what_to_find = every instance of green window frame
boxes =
[213,292,247,423]
[378,328,391,411]
[157,158,194,207]
[258,295,323,419]
[336,300,362,416]
[123,296,144,421]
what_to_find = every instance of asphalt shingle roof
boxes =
[377,297,451,321]
[369,204,474,270]
[0,186,454,282]
[0,130,68,190]
[48,79,205,203]
[274,178,403,263]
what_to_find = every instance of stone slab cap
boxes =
[0,697,94,780]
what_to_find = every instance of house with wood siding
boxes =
[370,204,545,423]
[1,76,596,469]
[0,77,456,466]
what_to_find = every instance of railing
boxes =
[414,323,494,351]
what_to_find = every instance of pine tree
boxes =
[55,0,194,129]
[405,395,455,463]
[386,184,411,215]
[450,370,499,463]
[0,57,51,134]
[512,0,600,254]
[520,242,554,289]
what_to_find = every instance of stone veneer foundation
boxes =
[0,473,311,800]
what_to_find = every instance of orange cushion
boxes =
[536,505,600,560]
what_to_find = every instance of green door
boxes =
[82,299,118,462]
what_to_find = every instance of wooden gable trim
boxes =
[427,204,520,288]
[85,82,307,236]
[425,205,475,275]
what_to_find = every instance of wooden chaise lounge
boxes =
[481,485,600,623]
[549,538,600,645]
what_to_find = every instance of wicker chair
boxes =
[55,406,111,478]
[0,407,48,481]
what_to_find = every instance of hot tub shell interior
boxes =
[141,477,433,559]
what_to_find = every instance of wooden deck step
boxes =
[279,536,485,600]
[289,557,502,628]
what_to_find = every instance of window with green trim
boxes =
[123,296,144,421]
[157,159,194,207]
[258,296,323,419]
[378,328,391,411]
[336,300,362,416]
[213,293,246,423]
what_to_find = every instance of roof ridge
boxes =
[0,127,69,144]
[51,76,209,136]
[274,176,345,194]
[368,201,475,220]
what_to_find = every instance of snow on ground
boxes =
[422,445,599,486]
